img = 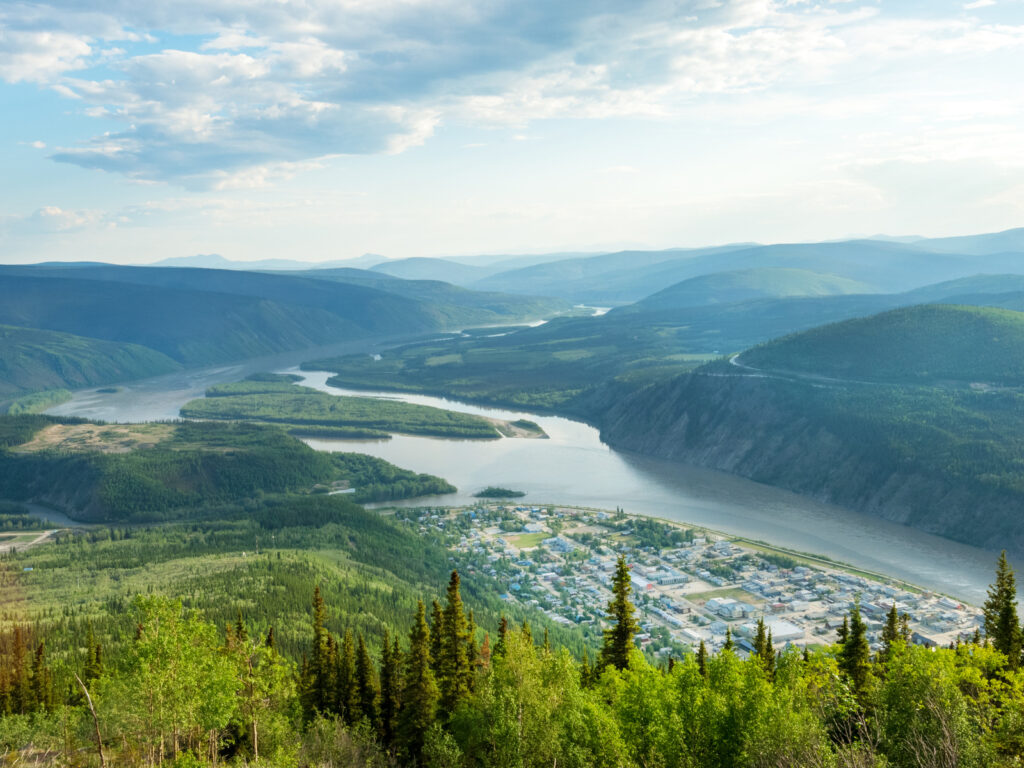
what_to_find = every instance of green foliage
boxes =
[473,487,526,498]
[744,304,1024,385]
[181,387,500,439]
[5,389,72,415]
[984,551,1023,669]
[330,452,456,503]
[600,556,639,672]
[0,323,180,398]
[0,418,454,521]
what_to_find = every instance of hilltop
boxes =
[631,268,875,311]
[740,304,1024,386]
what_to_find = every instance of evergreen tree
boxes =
[399,600,439,764]
[494,615,509,660]
[439,570,472,712]
[838,616,849,646]
[379,629,402,749]
[840,603,871,696]
[337,629,358,723]
[879,603,906,664]
[265,627,275,650]
[983,550,1023,669]
[723,627,735,653]
[753,618,768,658]
[429,599,444,676]
[29,642,51,713]
[234,610,248,644]
[355,633,379,728]
[520,620,532,646]
[304,585,330,716]
[696,640,708,678]
[600,556,639,670]
[84,623,103,684]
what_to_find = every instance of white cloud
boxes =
[965,0,997,9]
[2,0,1023,190]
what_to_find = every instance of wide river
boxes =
[50,356,1012,605]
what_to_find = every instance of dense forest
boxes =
[0,416,455,521]
[741,304,1024,385]
[3,543,1024,767]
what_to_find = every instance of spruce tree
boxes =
[29,642,51,713]
[723,627,735,653]
[84,623,103,684]
[439,570,472,712]
[337,630,358,723]
[521,620,533,646]
[600,556,639,670]
[355,633,379,728]
[305,586,330,716]
[840,603,871,696]
[379,632,403,749]
[494,616,509,659]
[235,610,248,644]
[429,599,444,676]
[696,640,708,678]
[753,618,768,659]
[399,600,439,764]
[983,550,1023,669]
[879,603,907,664]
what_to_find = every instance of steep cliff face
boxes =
[599,372,1024,555]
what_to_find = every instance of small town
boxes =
[393,502,982,660]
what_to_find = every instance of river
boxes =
[48,360,1009,605]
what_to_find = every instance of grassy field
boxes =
[506,532,548,549]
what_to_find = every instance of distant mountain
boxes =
[0,273,371,366]
[370,257,493,285]
[911,227,1024,256]
[462,234,1024,304]
[901,274,1024,302]
[631,268,875,311]
[152,253,387,271]
[468,245,755,301]
[297,268,571,324]
[0,324,180,397]
[600,303,1024,555]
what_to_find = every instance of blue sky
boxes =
[1,0,1023,264]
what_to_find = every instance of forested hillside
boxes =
[0,416,454,521]
[4,536,1024,767]
[741,305,1024,385]
[600,307,1024,554]
[0,324,180,399]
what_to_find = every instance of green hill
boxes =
[0,324,180,398]
[0,416,455,521]
[296,267,571,324]
[633,268,875,310]
[741,304,1024,385]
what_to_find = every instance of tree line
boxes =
[3,554,1024,766]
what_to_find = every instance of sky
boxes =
[1,0,1023,265]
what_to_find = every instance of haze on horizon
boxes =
[1,0,1023,266]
